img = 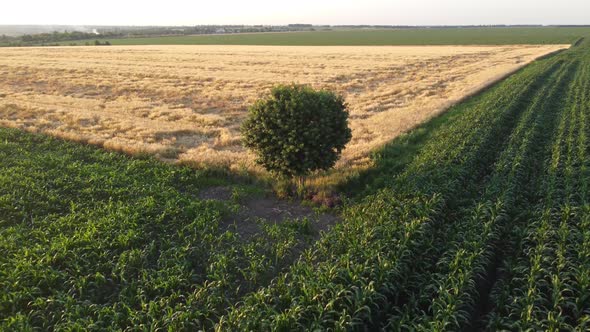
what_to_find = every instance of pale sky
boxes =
[1,0,589,26]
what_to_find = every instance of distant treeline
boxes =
[332,24,590,29]
[333,24,547,29]
[103,25,319,37]
[0,25,321,47]
[0,31,120,46]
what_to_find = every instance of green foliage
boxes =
[94,40,111,46]
[242,84,351,178]
[0,30,121,47]
[485,43,590,331]
[0,129,318,330]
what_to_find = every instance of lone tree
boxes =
[242,84,352,182]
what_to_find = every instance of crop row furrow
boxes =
[218,52,570,331]
[485,56,590,331]
[379,59,572,331]
[396,59,579,331]
[366,58,570,329]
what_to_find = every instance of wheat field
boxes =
[0,44,567,172]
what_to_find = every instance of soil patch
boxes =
[198,186,340,240]
[198,186,233,201]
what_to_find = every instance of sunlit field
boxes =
[0,44,567,173]
[3,40,590,330]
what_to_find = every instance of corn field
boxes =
[1,39,590,330]
[218,39,590,330]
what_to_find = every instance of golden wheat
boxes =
[0,44,567,173]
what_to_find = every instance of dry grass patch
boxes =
[0,44,567,178]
